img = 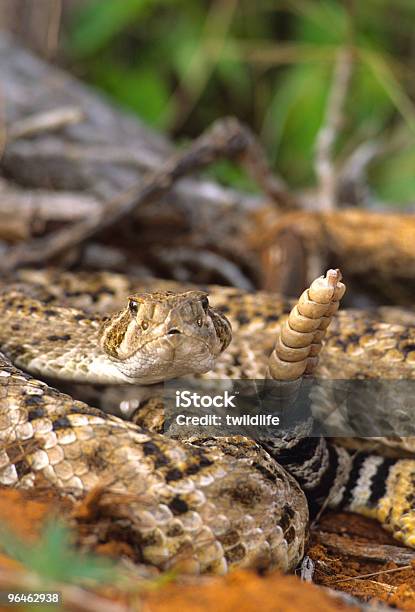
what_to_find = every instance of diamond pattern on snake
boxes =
[1,268,415,574]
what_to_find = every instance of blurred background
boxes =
[2,0,415,308]
[2,0,415,207]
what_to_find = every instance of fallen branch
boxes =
[1,118,295,271]
[313,530,415,567]
[250,208,415,297]
[0,33,292,221]
[0,178,101,242]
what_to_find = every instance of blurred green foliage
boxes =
[0,520,115,584]
[0,519,176,610]
[65,0,415,205]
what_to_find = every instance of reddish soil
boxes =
[310,511,415,609]
[2,487,415,610]
[141,570,358,612]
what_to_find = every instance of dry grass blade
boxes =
[332,564,412,584]
[315,48,353,211]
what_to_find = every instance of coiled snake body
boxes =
[1,269,415,574]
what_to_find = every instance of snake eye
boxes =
[197,317,203,327]
[201,296,209,312]
[129,300,138,316]
[141,320,149,330]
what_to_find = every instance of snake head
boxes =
[100,290,231,384]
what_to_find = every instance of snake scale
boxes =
[1,268,415,574]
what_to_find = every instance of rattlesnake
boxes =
[1,268,415,574]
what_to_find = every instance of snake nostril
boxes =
[167,328,181,335]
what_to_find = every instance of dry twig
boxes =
[157,247,254,290]
[315,48,353,210]
[7,106,84,141]
[337,139,385,206]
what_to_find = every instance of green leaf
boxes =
[289,0,349,46]
[262,62,331,185]
[371,145,415,204]
[204,159,260,194]
[163,13,205,78]
[68,0,152,57]
[89,61,171,127]
[215,41,252,95]
[360,49,415,134]
[0,521,115,585]
[347,62,392,129]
